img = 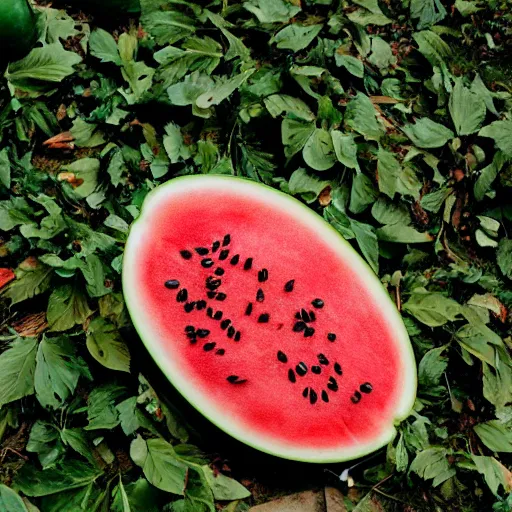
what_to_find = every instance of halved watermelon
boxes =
[123,176,416,463]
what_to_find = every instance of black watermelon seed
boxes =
[258,313,269,323]
[206,278,221,290]
[334,362,343,375]
[195,247,209,256]
[243,258,253,270]
[300,309,311,322]
[304,327,315,338]
[245,302,253,316]
[206,307,213,318]
[197,300,206,310]
[327,377,338,392]
[219,249,229,261]
[321,390,329,403]
[220,319,231,330]
[302,387,309,398]
[360,382,373,394]
[185,325,195,333]
[256,288,265,302]
[293,321,306,332]
[215,349,225,355]
[296,362,308,376]
[284,279,295,292]
[258,268,268,282]
[327,333,336,342]
[351,391,362,404]
[176,289,188,303]
[164,279,180,289]
[184,302,195,313]
[277,351,288,363]
[223,234,231,246]
[212,241,220,253]
[216,293,227,301]
[317,354,329,365]
[234,331,241,342]
[227,326,235,338]
[180,250,192,260]
[214,268,225,276]
[201,258,214,268]
[309,390,318,405]
[227,375,247,384]
[189,337,197,344]
[312,365,321,374]
[295,312,301,319]
[309,311,316,322]
[207,291,217,299]
[230,254,240,265]
[288,369,296,383]
[214,311,223,320]
[312,298,324,308]
[196,329,210,338]
[186,332,196,340]
[203,342,216,351]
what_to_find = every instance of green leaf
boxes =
[410,0,447,29]
[60,158,100,199]
[403,291,462,327]
[86,317,130,373]
[163,123,191,164]
[2,258,52,305]
[350,219,379,274]
[81,253,111,297]
[244,0,301,23]
[47,284,93,332]
[474,151,507,201]
[347,0,392,26]
[26,421,63,469]
[302,128,336,171]
[368,37,396,70]
[141,9,196,45]
[89,28,121,65]
[479,120,512,158]
[372,196,411,225]
[35,335,85,409]
[111,478,161,512]
[205,11,251,63]
[288,168,330,203]
[69,118,106,148]
[497,238,512,280]
[335,54,364,78]
[196,69,255,109]
[0,148,11,189]
[13,460,102,497]
[418,347,448,388]
[6,43,82,92]
[85,383,126,430]
[472,455,512,496]
[130,436,187,494]
[455,0,483,16]
[409,447,455,487]
[403,118,454,148]
[0,484,30,512]
[116,396,155,436]
[350,173,378,214]
[449,78,486,136]
[331,131,359,170]
[60,428,92,461]
[345,93,384,141]
[282,118,315,159]
[202,466,251,500]
[376,224,432,243]
[271,24,323,53]
[474,420,512,453]
[0,337,37,407]
[263,95,315,121]
[471,73,498,115]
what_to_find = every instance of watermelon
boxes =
[123,176,417,463]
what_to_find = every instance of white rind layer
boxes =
[123,175,417,463]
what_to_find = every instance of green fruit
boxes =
[0,0,37,61]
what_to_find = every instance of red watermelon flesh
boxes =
[123,176,416,462]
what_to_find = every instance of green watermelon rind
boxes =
[122,175,417,463]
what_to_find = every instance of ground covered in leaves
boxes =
[0,0,512,510]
